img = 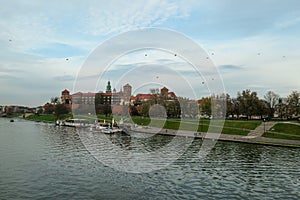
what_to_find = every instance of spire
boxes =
[106,81,112,93]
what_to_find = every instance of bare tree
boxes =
[264,91,279,109]
[264,91,280,117]
[50,97,60,104]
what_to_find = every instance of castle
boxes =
[61,81,132,106]
[60,81,177,115]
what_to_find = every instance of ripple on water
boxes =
[0,119,300,199]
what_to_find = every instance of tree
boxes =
[237,90,261,119]
[226,94,234,117]
[129,105,139,116]
[287,91,300,118]
[164,100,181,118]
[44,103,55,114]
[199,97,211,117]
[264,91,279,117]
[149,88,159,104]
[257,99,270,118]
[54,103,70,119]
[51,97,60,104]
[140,103,150,117]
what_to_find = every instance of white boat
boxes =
[94,121,123,134]
[61,119,90,128]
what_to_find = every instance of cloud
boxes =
[0,74,17,79]
[218,65,243,71]
[53,75,75,82]
[82,0,196,36]
[0,66,25,73]
[30,43,87,58]
[1,1,300,106]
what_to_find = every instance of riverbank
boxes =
[130,125,300,148]
[21,114,300,148]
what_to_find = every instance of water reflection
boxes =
[1,119,300,199]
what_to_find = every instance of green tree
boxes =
[237,90,260,119]
[287,91,300,118]
[140,103,150,117]
[199,97,211,117]
[163,100,181,118]
[226,94,235,118]
[44,103,55,114]
[54,103,70,119]
[129,105,139,116]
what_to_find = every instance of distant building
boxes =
[58,84,179,115]
[61,81,132,114]
[72,92,95,105]
[61,89,72,104]
[131,86,177,105]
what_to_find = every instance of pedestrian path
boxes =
[247,121,277,137]
[128,122,300,148]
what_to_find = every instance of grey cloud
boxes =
[218,65,243,71]
[0,66,25,73]
[53,75,75,82]
[0,74,17,79]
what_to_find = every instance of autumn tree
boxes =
[237,90,261,119]
[140,103,150,117]
[54,103,70,119]
[199,96,211,117]
[287,91,300,118]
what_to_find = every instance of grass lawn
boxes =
[25,113,262,136]
[224,120,261,130]
[130,116,261,135]
[263,123,300,140]
[26,114,72,122]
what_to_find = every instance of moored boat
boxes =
[60,119,90,128]
[93,120,123,134]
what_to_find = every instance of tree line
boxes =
[43,89,300,120]
[202,90,300,119]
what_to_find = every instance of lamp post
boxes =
[263,118,266,133]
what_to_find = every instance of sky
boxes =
[1,0,300,106]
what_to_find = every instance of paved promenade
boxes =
[247,121,278,137]
[128,122,300,148]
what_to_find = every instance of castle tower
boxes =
[161,87,169,99]
[123,83,132,105]
[61,89,71,104]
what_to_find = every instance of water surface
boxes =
[0,118,299,199]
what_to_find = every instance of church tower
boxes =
[106,81,112,93]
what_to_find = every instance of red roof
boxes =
[101,92,112,96]
[124,83,131,87]
[72,92,83,95]
[62,89,69,94]
[168,92,176,97]
[161,87,168,91]
[72,92,95,97]
[83,93,96,97]
[136,94,154,100]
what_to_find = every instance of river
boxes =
[0,118,299,199]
